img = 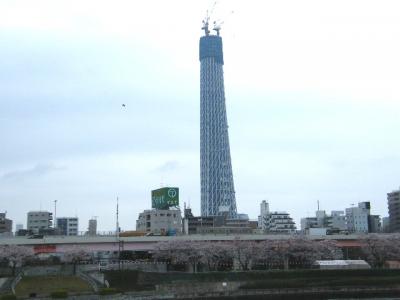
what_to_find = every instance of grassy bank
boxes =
[15,276,92,298]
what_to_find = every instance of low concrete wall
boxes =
[80,261,167,273]
[23,265,74,276]
[3,262,165,278]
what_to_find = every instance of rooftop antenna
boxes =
[116,197,122,271]
[317,200,320,211]
[116,197,119,238]
[202,15,210,35]
[54,200,57,228]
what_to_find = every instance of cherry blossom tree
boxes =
[199,242,233,271]
[229,240,263,271]
[0,245,34,275]
[63,246,88,274]
[260,237,343,270]
[154,240,203,272]
[314,239,343,260]
[260,239,292,270]
[153,238,344,272]
[284,238,320,268]
[360,234,400,268]
[287,238,342,268]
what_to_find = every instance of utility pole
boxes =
[116,197,119,239]
[54,200,58,229]
[116,197,122,271]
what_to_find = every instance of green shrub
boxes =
[0,295,17,300]
[50,289,68,298]
[104,270,156,292]
[98,287,119,295]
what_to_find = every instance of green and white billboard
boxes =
[151,187,179,209]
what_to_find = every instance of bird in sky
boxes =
[122,104,126,107]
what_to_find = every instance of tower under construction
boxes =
[199,19,237,219]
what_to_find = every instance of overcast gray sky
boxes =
[1,0,400,232]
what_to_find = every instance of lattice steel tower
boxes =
[199,19,237,218]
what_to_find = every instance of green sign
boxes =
[151,187,179,209]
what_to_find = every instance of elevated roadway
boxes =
[0,234,369,253]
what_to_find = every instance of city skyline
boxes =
[1,0,400,231]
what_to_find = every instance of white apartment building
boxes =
[258,200,269,228]
[301,210,347,234]
[27,211,53,233]
[56,217,79,236]
[257,201,296,233]
[302,202,379,234]
[262,212,296,233]
[345,202,370,233]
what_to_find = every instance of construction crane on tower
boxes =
[201,1,234,36]
[201,1,216,36]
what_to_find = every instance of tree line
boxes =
[153,237,343,271]
[1,234,400,273]
[153,234,400,271]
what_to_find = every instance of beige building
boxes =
[27,211,53,234]
[87,218,97,236]
[136,209,182,235]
